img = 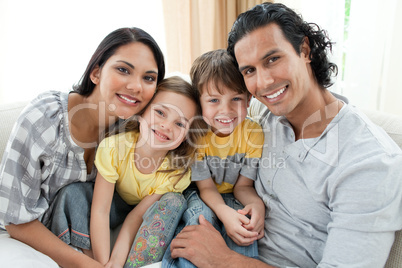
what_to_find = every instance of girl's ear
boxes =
[90,65,101,84]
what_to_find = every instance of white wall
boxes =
[0,0,166,105]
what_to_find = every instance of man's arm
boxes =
[6,220,102,268]
[170,215,275,268]
[321,154,402,267]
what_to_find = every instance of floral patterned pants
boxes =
[124,192,187,268]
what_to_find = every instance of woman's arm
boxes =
[108,193,162,267]
[234,175,265,238]
[6,220,102,268]
[90,173,115,265]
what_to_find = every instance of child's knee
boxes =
[161,192,187,209]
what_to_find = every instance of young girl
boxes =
[90,76,206,268]
[0,27,165,267]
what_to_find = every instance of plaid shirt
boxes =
[0,91,96,229]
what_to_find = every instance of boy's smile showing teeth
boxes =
[199,82,249,137]
[216,118,235,124]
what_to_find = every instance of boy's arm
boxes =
[196,179,258,246]
[108,193,162,267]
[196,178,227,219]
[234,175,265,239]
[90,173,115,265]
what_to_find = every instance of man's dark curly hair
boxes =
[227,2,338,89]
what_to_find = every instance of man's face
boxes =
[234,23,313,119]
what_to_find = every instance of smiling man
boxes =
[168,2,402,268]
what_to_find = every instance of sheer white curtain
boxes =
[0,0,166,105]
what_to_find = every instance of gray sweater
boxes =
[256,97,402,267]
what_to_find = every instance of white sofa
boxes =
[0,99,401,267]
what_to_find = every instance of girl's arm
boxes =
[107,193,162,267]
[90,173,115,265]
[233,175,265,239]
[6,220,102,268]
[196,179,257,246]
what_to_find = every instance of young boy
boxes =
[162,49,265,268]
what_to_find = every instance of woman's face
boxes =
[138,90,196,152]
[90,42,159,119]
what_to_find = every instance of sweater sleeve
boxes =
[0,92,67,227]
[319,152,402,267]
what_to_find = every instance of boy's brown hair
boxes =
[190,49,249,96]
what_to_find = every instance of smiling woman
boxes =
[0,0,166,105]
[0,26,166,268]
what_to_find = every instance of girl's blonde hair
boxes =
[121,76,207,185]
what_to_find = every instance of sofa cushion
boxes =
[362,109,402,149]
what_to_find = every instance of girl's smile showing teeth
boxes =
[152,129,169,141]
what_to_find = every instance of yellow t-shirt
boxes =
[95,131,191,205]
[192,118,264,193]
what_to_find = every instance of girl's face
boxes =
[139,90,197,152]
[90,42,159,119]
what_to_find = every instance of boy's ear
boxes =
[90,65,101,84]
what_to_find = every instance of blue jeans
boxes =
[162,187,258,268]
[48,181,187,268]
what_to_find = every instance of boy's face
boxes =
[200,81,249,137]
